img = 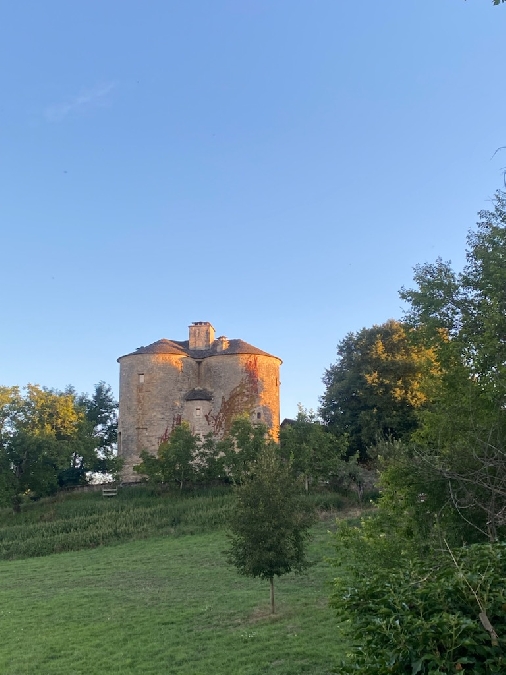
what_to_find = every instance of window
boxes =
[195,408,201,417]
[139,374,145,384]
[257,412,261,419]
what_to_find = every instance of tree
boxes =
[134,422,199,489]
[279,405,348,491]
[78,382,118,466]
[217,415,271,484]
[0,383,119,510]
[320,320,438,460]
[397,190,506,542]
[227,444,315,614]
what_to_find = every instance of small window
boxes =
[195,407,201,417]
[139,374,145,384]
[257,412,261,419]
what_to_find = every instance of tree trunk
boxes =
[304,475,309,492]
[12,494,21,514]
[270,576,275,614]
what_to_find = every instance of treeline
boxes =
[330,190,506,673]
[133,412,370,500]
[0,382,120,511]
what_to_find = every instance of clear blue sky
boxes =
[1,0,505,420]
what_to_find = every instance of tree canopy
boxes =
[320,319,438,459]
[227,443,315,613]
[0,383,119,511]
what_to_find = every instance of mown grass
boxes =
[0,522,347,674]
[0,486,349,560]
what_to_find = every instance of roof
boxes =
[118,338,282,362]
[184,388,213,401]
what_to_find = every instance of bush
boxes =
[331,517,506,673]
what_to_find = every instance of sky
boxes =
[1,0,505,420]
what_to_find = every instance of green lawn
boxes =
[0,522,347,674]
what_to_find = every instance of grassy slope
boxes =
[0,487,347,561]
[0,522,346,675]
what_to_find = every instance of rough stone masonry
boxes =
[117,322,282,480]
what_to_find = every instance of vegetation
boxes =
[0,382,119,511]
[330,190,506,673]
[320,319,438,460]
[227,444,315,613]
[5,189,506,672]
[134,416,274,488]
[0,485,347,561]
[0,523,348,675]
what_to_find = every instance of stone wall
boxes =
[117,330,281,481]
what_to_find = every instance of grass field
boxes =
[0,521,347,675]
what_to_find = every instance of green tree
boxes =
[320,320,438,460]
[134,422,199,489]
[227,444,315,614]
[218,415,270,484]
[0,383,119,510]
[398,190,506,541]
[279,405,348,491]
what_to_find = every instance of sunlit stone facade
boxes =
[117,322,282,481]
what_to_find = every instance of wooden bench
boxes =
[102,487,118,498]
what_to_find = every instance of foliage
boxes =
[77,381,119,473]
[0,383,119,510]
[399,191,506,542]
[331,516,506,674]
[134,416,272,488]
[320,320,438,460]
[328,190,506,673]
[134,423,197,488]
[227,444,315,613]
[217,415,271,484]
[279,405,348,491]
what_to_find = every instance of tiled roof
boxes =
[119,338,281,362]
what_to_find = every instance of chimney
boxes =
[189,322,215,350]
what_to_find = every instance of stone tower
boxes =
[117,322,282,480]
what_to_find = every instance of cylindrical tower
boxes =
[117,324,282,482]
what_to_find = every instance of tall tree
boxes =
[227,444,315,614]
[397,190,506,541]
[320,320,438,459]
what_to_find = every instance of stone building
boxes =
[117,322,282,480]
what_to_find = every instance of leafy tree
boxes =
[320,320,438,459]
[329,190,506,673]
[279,405,348,491]
[399,190,506,541]
[134,422,199,489]
[0,383,119,510]
[227,444,315,614]
[78,381,118,460]
[218,415,270,484]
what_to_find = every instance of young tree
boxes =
[227,444,315,614]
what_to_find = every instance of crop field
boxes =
[0,520,348,675]
[0,486,347,561]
